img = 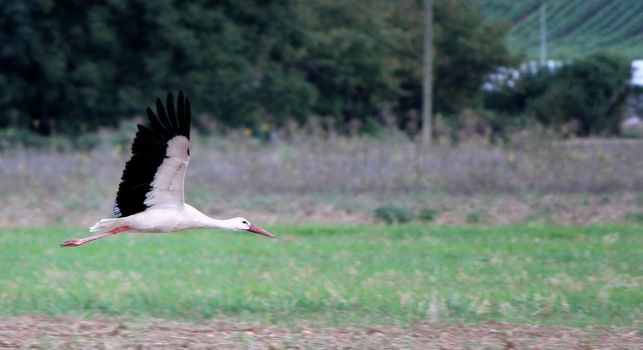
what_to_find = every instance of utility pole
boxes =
[421,0,434,146]
[540,0,547,64]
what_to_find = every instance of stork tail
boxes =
[90,218,120,233]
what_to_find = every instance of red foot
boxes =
[61,239,80,247]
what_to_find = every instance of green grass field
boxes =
[0,224,640,327]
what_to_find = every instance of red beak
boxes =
[247,224,276,239]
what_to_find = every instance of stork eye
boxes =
[242,220,248,225]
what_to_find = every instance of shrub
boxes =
[70,133,102,151]
[624,212,643,223]
[466,211,483,224]
[529,54,630,136]
[418,208,439,222]
[0,128,51,149]
[485,54,631,137]
[374,206,412,225]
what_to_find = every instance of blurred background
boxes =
[0,0,642,347]
[0,0,641,226]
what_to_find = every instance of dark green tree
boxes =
[295,0,402,128]
[0,0,515,137]
[0,1,317,134]
[0,1,122,134]
[485,54,630,136]
[528,54,630,136]
[391,0,515,133]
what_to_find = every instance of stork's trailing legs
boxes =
[60,226,129,247]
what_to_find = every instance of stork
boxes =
[61,91,275,247]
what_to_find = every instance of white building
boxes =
[631,60,643,87]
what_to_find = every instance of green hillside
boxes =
[478,0,643,60]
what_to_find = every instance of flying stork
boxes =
[61,91,275,247]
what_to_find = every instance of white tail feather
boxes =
[89,218,119,232]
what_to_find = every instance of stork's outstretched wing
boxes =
[113,91,191,217]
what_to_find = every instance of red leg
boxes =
[60,226,129,247]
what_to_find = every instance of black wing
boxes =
[113,91,192,217]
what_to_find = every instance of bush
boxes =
[374,206,413,225]
[466,211,483,224]
[485,54,631,136]
[624,212,643,223]
[418,208,439,222]
[529,54,630,136]
[0,128,51,149]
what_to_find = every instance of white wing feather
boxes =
[144,135,190,208]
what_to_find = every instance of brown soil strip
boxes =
[0,315,639,349]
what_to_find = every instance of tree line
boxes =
[0,0,631,139]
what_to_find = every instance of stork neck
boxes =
[201,216,238,230]
[184,204,239,230]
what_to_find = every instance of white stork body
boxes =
[62,91,274,247]
[90,205,244,233]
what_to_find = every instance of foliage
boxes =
[0,0,513,136]
[418,207,439,222]
[433,1,515,116]
[624,211,643,223]
[0,1,316,134]
[392,0,515,132]
[465,211,483,223]
[374,205,413,224]
[0,128,51,149]
[1,224,641,326]
[485,54,631,136]
[297,1,401,128]
[528,54,631,136]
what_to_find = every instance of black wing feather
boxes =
[184,97,191,139]
[155,98,173,131]
[113,91,191,217]
[146,107,171,139]
[176,91,184,131]
[166,92,178,130]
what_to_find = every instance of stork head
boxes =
[231,217,276,239]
